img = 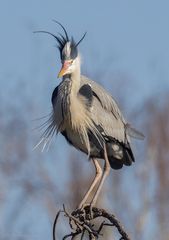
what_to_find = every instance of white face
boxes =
[58,57,79,77]
[67,57,79,74]
[64,59,76,74]
[58,41,80,77]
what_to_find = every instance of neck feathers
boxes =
[71,55,81,93]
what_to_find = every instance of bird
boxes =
[35,21,144,209]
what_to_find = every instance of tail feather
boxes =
[108,141,135,170]
[109,159,123,169]
[126,124,145,140]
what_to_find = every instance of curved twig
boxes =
[89,206,131,240]
[53,210,62,240]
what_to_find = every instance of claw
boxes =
[89,204,94,220]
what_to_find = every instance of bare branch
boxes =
[53,205,131,240]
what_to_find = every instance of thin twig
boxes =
[53,210,62,240]
[89,206,131,240]
[63,230,81,240]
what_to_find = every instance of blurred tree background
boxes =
[0,0,169,239]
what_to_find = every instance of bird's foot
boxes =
[72,203,94,222]
[89,203,94,220]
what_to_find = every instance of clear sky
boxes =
[0,0,169,102]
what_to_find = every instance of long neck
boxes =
[70,56,81,94]
[61,56,81,123]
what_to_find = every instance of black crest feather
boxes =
[34,21,86,61]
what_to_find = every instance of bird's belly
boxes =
[61,127,103,157]
[61,127,126,162]
[62,128,88,153]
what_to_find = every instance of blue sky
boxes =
[1,0,169,102]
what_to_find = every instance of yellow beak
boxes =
[57,61,70,78]
[57,67,66,78]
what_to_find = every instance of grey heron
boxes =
[35,21,144,209]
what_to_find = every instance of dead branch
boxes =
[53,205,131,240]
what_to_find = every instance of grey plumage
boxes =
[51,74,137,169]
[35,21,144,208]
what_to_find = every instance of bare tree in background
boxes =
[144,95,169,240]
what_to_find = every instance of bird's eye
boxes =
[70,60,73,64]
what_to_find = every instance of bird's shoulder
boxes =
[78,83,93,108]
[80,75,125,121]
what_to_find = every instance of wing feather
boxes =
[81,75,127,143]
[81,75,125,122]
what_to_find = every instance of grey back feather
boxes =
[80,75,127,143]
[80,75,144,143]
[80,75,125,123]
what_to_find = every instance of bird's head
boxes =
[58,40,80,78]
[34,21,86,78]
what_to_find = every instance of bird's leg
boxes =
[78,158,102,209]
[90,143,110,208]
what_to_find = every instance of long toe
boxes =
[89,203,94,220]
